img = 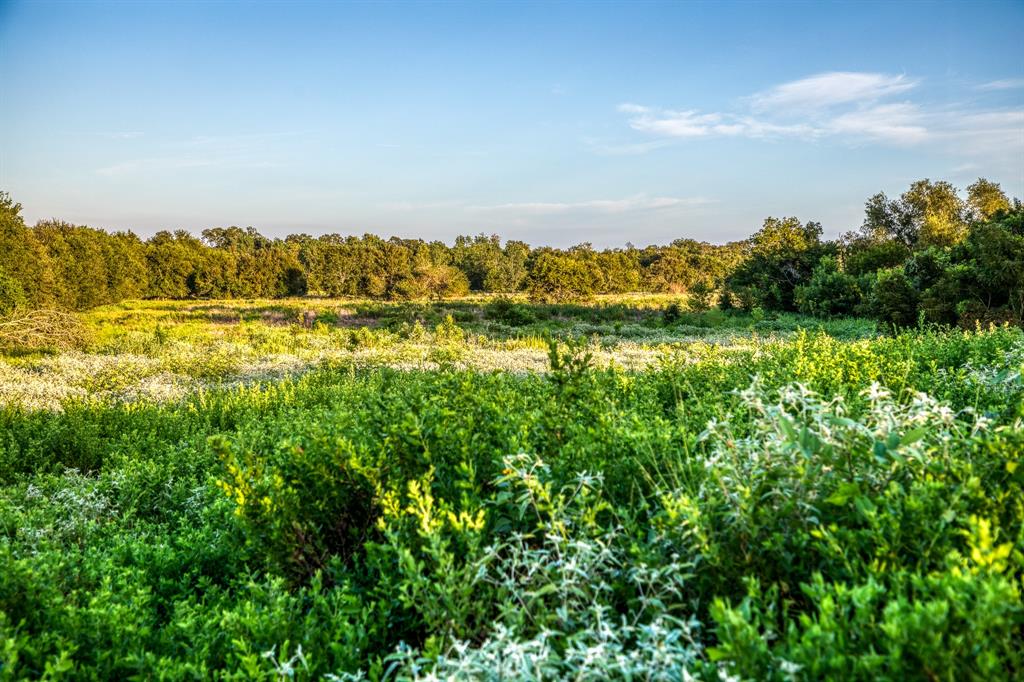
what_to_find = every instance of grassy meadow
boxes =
[1,296,1022,680]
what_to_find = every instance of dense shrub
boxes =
[0,268,27,315]
[212,431,381,585]
[724,217,832,312]
[0,321,1020,678]
[484,297,536,326]
[871,267,919,328]
[527,252,601,302]
[795,256,862,317]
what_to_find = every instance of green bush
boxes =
[871,267,919,328]
[0,267,27,316]
[1,322,1021,678]
[795,256,862,317]
[484,297,536,326]
[212,430,381,585]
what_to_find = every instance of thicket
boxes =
[0,326,1021,678]
[722,179,1022,329]
[1,177,1020,329]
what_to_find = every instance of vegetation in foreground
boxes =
[0,299,1022,679]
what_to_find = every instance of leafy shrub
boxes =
[433,314,465,345]
[212,432,381,585]
[662,300,683,325]
[870,267,919,328]
[1,313,1021,679]
[348,326,392,350]
[0,267,27,315]
[688,281,715,312]
[795,256,862,317]
[844,238,912,276]
[360,456,704,680]
[484,297,536,326]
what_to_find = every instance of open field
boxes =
[4,0,1022,677]
[0,296,875,410]
[1,298,1022,679]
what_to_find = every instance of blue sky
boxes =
[1,0,1022,247]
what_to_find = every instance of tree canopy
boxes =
[0,178,1020,330]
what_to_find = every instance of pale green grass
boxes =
[0,297,877,410]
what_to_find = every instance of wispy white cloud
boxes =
[976,78,1024,91]
[620,106,815,141]
[749,71,917,111]
[825,103,928,144]
[582,135,676,156]
[615,71,1024,166]
[626,109,731,138]
[617,103,652,115]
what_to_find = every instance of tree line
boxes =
[721,178,1022,328]
[1,177,1021,328]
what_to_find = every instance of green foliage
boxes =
[212,430,380,586]
[484,296,536,326]
[662,300,684,325]
[527,251,600,302]
[0,168,1022,679]
[0,267,27,315]
[0,178,1017,325]
[433,314,465,345]
[861,179,969,249]
[858,206,1024,329]
[967,178,1012,222]
[0,316,1021,677]
[0,192,57,309]
[725,217,830,311]
[871,267,919,328]
[795,256,862,317]
[844,238,912,277]
[645,238,744,294]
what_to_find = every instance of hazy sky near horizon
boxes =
[1,0,1022,248]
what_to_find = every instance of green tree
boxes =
[870,267,919,327]
[594,249,641,293]
[794,256,862,317]
[483,240,530,292]
[527,251,601,302]
[956,206,1024,323]
[0,267,27,315]
[105,232,149,301]
[452,234,502,291]
[724,217,828,311]
[34,221,112,309]
[0,192,57,308]
[415,263,470,300]
[861,179,968,250]
[147,231,203,299]
[842,237,910,277]
[966,178,1011,221]
[905,179,968,247]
